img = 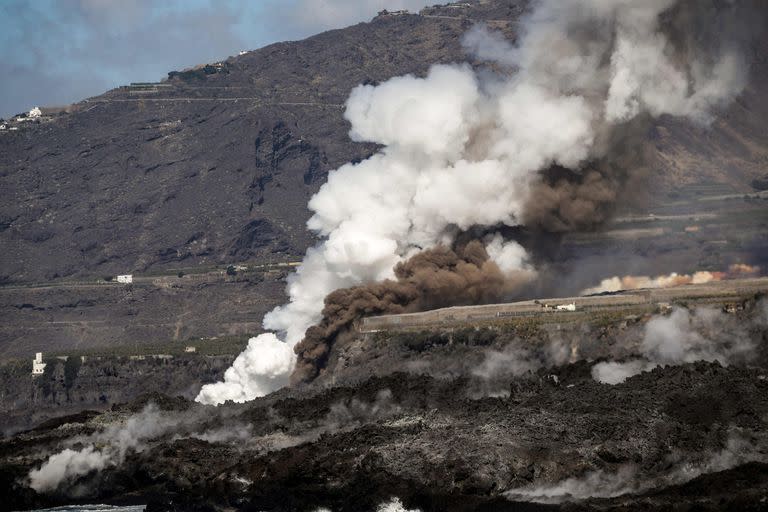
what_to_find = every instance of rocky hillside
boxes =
[0,268,286,359]
[0,354,234,435]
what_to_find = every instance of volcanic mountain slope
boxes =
[0,7,479,284]
[0,0,767,286]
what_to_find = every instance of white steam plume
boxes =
[28,405,182,493]
[376,498,421,512]
[506,430,767,504]
[28,446,111,493]
[592,306,759,384]
[197,0,748,405]
[314,498,421,512]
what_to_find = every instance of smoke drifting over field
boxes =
[582,265,761,295]
[198,0,757,405]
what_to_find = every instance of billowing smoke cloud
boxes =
[198,0,754,404]
[582,271,723,295]
[592,305,760,384]
[293,241,535,383]
[582,264,761,295]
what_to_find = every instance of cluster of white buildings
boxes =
[1,107,43,133]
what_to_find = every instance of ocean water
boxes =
[23,506,145,512]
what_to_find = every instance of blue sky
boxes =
[0,0,433,118]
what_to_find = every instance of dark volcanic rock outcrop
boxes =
[2,300,766,511]
[2,362,767,511]
[0,355,234,435]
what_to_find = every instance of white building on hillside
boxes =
[116,274,133,284]
[28,107,42,118]
[32,352,46,375]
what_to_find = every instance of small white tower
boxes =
[32,352,46,375]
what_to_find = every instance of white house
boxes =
[32,352,46,375]
[116,274,133,284]
[28,107,42,118]
[184,346,197,353]
[555,303,577,312]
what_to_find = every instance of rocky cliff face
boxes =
[0,355,233,435]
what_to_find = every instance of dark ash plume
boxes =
[293,241,532,383]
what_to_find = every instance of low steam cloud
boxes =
[505,429,768,504]
[376,498,422,512]
[198,0,754,405]
[29,446,110,493]
[28,405,183,493]
[592,305,761,385]
[315,498,421,512]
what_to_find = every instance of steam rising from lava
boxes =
[197,0,754,405]
[592,301,765,385]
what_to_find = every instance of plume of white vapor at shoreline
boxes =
[28,446,111,493]
[196,0,749,405]
[314,498,421,512]
[28,405,182,492]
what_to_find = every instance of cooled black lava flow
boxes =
[2,357,767,512]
